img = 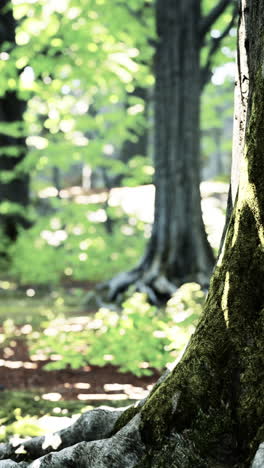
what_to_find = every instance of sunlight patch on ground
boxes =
[23,362,38,369]
[20,324,33,334]
[42,432,62,450]
[10,435,27,448]
[31,353,49,361]
[39,187,59,198]
[38,416,78,433]
[0,360,24,368]
[61,382,151,401]
[42,393,62,402]
[0,359,38,369]
[77,393,128,401]
[26,289,36,297]
[103,383,151,400]
[73,383,91,390]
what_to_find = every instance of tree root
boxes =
[0,372,261,467]
[0,408,123,464]
[0,414,145,468]
[251,443,264,468]
[99,268,177,306]
[0,369,172,466]
[0,398,203,468]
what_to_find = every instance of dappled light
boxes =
[77,394,128,401]
[73,383,91,389]
[221,271,230,327]
[42,393,62,402]
[41,432,62,450]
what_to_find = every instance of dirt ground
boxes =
[0,338,160,403]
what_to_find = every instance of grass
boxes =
[0,389,130,442]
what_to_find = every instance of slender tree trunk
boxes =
[0,1,30,242]
[0,94,29,241]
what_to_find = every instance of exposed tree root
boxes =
[0,384,204,468]
[0,321,261,467]
[0,413,146,468]
[96,240,212,305]
[98,267,179,306]
[0,408,123,465]
[0,377,261,467]
[251,443,264,468]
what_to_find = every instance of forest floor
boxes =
[0,180,228,438]
[0,287,160,437]
[0,333,159,402]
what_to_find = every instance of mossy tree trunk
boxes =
[0,0,30,242]
[0,0,263,467]
[106,0,236,303]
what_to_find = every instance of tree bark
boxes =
[146,0,214,283]
[0,1,30,242]
[106,0,215,302]
[0,0,263,466]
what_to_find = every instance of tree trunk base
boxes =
[99,267,178,305]
[0,373,260,467]
[97,262,210,306]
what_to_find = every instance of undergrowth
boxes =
[30,284,205,376]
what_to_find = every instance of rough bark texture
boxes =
[143,0,214,282]
[0,0,30,242]
[1,0,263,466]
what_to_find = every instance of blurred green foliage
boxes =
[0,407,45,441]
[122,155,154,187]
[0,0,235,287]
[201,81,234,166]
[30,284,205,376]
[0,0,155,191]
[0,390,94,442]
[9,202,147,284]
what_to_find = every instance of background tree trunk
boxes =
[106,0,236,303]
[141,0,214,287]
[0,1,30,242]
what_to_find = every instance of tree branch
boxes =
[200,0,233,39]
[200,3,238,89]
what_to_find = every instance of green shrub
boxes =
[9,202,146,285]
[30,284,205,376]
